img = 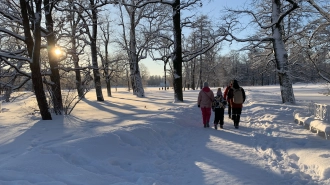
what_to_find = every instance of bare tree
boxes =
[0,0,52,119]
[304,0,330,83]
[56,0,87,99]
[98,16,113,97]
[117,0,164,97]
[225,0,298,103]
[73,0,107,101]
[44,0,64,114]
[20,0,52,119]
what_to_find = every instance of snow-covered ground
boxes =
[0,83,329,185]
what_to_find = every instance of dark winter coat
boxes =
[227,83,246,109]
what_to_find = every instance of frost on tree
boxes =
[130,62,145,97]
[271,0,296,104]
[226,0,297,104]
[118,0,147,98]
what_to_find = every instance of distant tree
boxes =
[147,75,164,86]
[139,63,150,87]
[304,0,330,83]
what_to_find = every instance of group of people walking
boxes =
[197,80,246,129]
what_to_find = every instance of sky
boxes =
[140,0,248,76]
[1,83,330,185]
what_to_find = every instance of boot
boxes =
[234,122,239,129]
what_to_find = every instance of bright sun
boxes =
[54,48,61,55]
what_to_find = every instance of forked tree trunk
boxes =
[20,0,52,120]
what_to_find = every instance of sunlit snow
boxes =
[0,83,329,185]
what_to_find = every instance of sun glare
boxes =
[54,48,61,55]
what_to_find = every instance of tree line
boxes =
[0,0,329,120]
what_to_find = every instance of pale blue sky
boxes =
[142,0,249,76]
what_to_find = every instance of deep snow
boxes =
[0,83,330,185]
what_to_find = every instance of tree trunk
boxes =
[103,52,111,97]
[191,35,196,90]
[72,48,84,98]
[164,64,167,91]
[91,0,104,101]
[126,69,130,91]
[106,78,111,97]
[128,10,145,97]
[4,61,23,102]
[191,59,196,90]
[72,29,84,98]
[44,0,63,114]
[20,0,51,120]
[272,0,295,103]
[4,88,12,102]
[104,45,111,97]
[172,0,183,102]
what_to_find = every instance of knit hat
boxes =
[217,88,222,96]
[203,82,209,87]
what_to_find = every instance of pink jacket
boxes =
[198,87,214,108]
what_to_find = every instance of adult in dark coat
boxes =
[227,80,246,129]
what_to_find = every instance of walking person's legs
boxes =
[205,107,211,127]
[232,108,242,129]
[201,107,207,127]
[219,108,225,128]
[201,107,211,127]
[214,109,220,129]
[227,102,232,119]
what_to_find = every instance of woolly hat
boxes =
[217,88,222,96]
[203,82,209,87]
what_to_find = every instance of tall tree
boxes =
[44,0,63,114]
[226,0,298,103]
[98,16,112,97]
[56,0,88,99]
[118,0,146,97]
[20,0,52,119]
[75,0,106,101]
[136,0,204,101]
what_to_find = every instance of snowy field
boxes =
[0,83,330,185]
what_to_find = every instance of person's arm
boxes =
[223,87,229,99]
[242,88,246,103]
[197,92,201,107]
[227,89,233,99]
[211,91,215,101]
[227,89,233,106]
